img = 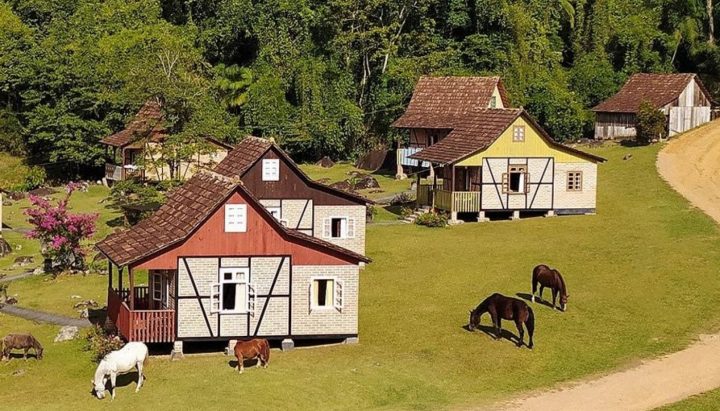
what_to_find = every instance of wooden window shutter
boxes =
[346,219,355,239]
[323,218,331,238]
[248,282,257,317]
[210,283,221,314]
[502,173,508,193]
[334,280,344,312]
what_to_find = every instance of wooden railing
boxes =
[415,185,482,213]
[107,288,175,343]
[105,163,122,181]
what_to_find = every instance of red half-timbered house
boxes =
[97,171,369,356]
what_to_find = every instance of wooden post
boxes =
[108,261,113,292]
[450,165,456,220]
[118,267,123,296]
[129,267,135,310]
[431,165,437,211]
[415,173,421,205]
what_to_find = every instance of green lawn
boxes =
[299,162,416,201]
[2,144,720,409]
[657,389,720,410]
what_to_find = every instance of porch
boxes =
[417,184,482,214]
[106,265,175,343]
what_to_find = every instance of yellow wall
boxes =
[456,116,592,166]
[489,86,504,108]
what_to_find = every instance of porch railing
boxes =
[107,288,175,343]
[105,163,123,181]
[416,185,482,213]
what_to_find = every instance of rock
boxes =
[623,154,633,160]
[353,175,380,190]
[8,192,25,201]
[73,300,98,309]
[54,326,79,342]
[96,180,102,185]
[329,181,354,192]
[28,187,57,196]
[12,369,26,377]
[315,156,335,168]
[2,200,11,206]
[12,256,33,267]
[6,297,17,305]
[71,295,82,299]
[14,244,22,251]
[0,238,10,258]
[32,267,43,275]
[79,308,89,319]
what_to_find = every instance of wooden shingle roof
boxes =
[392,76,510,129]
[101,100,166,147]
[409,109,606,165]
[215,136,371,205]
[592,73,711,113]
[96,171,370,267]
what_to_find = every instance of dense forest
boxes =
[1,0,720,177]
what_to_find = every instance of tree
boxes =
[25,182,97,271]
[636,100,666,144]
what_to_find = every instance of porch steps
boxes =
[402,206,431,224]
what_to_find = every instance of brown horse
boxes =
[468,293,534,349]
[233,339,270,374]
[531,264,569,311]
[2,333,43,360]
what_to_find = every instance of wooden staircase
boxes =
[402,206,431,224]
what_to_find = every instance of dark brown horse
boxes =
[468,293,534,349]
[531,264,569,311]
[2,333,43,360]
[233,338,270,373]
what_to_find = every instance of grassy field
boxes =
[2,143,720,409]
[298,162,416,201]
[658,390,720,410]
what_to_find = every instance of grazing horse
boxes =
[234,339,270,374]
[531,264,569,311]
[468,293,535,349]
[2,333,43,360]
[92,342,148,400]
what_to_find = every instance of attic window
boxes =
[513,126,525,142]
[224,204,247,232]
[489,96,497,108]
[262,159,280,181]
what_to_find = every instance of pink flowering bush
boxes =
[25,182,98,271]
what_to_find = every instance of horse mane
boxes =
[554,270,567,296]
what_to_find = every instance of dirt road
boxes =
[494,121,720,411]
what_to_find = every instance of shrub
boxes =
[366,205,378,222]
[636,100,666,144]
[108,180,167,226]
[399,206,414,218]
[15,166,46,192]
[25,182,98,271]
[390,192,413,205]
[415,212,448,227]
[84,325,123,363]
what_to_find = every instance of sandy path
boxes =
[492,121,720,411]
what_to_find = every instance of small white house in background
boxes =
[592,73,714,139]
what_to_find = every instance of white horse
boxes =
[92,342,148,400]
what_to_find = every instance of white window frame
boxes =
[210,267,253,314]
[224,204,247,233]
[489,95,497,108]
[323,217,355,239]
[512,125,526,142]
[309,277,344,313]
[152,272,162,302]
[262,159,280,181]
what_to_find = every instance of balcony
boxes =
[417,184,482,213]
[107,287,175,343]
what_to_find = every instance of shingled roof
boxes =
[101,100,166,148]
[215,136,372,205]
[592,73,712,113]
[409,108,605,165]
[96,171,370,267]
[392,76,510,129]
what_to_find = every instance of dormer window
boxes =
[262,159,280,181]
[490,96,497,108]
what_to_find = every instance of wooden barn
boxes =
[214,136,370,257]
[393,76,510,178]
[394,104,605,222]
[592,73,713,139]
[101,99,232,182]
[96,171,370,356]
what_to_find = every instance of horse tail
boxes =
[525,305,535,349]
[531,266,539,293]
[263,340,270,364]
